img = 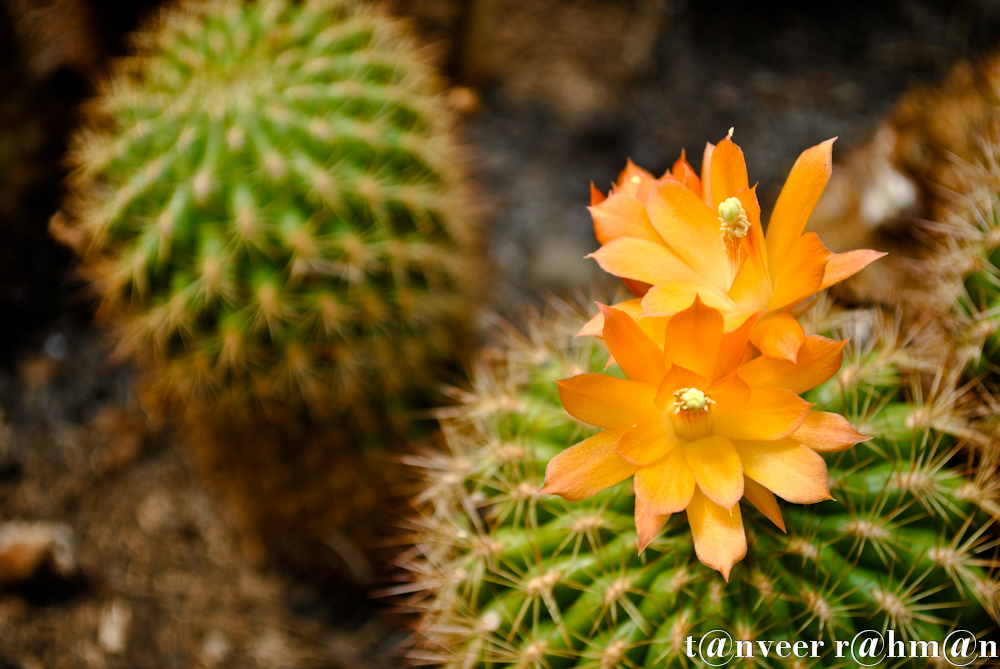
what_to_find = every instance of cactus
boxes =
[54,0,478,437]
[397,297,1000,668]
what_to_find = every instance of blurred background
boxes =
[2,0,1000,666]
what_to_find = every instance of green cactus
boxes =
[398,298,1000,668]
[55,0,478,436]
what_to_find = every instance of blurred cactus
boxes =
[397,298,999,668]
[54,0,479,438]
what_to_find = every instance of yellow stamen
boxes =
[718,197,750,240]
[672,387,714,441]
[673,387,713,413]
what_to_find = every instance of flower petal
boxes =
[713,388,811,441]
[541,431,638,501]
[770,232,831,310]
[739,335,846,394]
[821,249,887,290]
[671,149,702,197]
[713,312,760,379]
[646,182,729,286]
[795,411,870,453]
[706,372,751,412]
[684,435,744,511]
[616,409,678,466]
[589,238,708,287]
[749,312,806,362]
[765,138,835,277]
[662,296,724,378]
[701,142,715,208]
[590,182,607,206]
[686,488,747,581]
[733,438,833,504]
[635,496,671,555]
[742,476,785,532]
[590,191,663,246]
[709,135,750,210]
[577,298,642,338]
[557,374,656,431]
[599,305,666,386]
[634,447,696,515]
[655,365,709,408]
[727,187,772,310]
[641,283,734,319]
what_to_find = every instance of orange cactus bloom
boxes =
[542,299,869,579]
[582,133,885,362]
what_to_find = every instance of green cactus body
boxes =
[400,302,1000,668]
[59,0,477,433]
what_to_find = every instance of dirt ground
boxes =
[4,0,1000,666]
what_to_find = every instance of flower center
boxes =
[718,197,750,240]
[671,387,715,440]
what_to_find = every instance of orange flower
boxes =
[582,133,885,362]
[541,299,869,579]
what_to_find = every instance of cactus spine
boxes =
[398,298,1000,668]
[57,0,478,436]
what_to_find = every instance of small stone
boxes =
[201,630,233,667]
[0,521,77,585]
[97,600,131,654]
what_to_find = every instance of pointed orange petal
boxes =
[646,181,728,284]
[706,372,751,412]
[728,187,772,309]
[749,312,806,362]
[622,278,652,298]
[713,313,760,379]
[600,305,666,386]
[739,335,846,394]
[765,138,835,277]
[686,488,747,581]
[710,135,750,210]
[590,182,607,206]
[641,283,734,319]
[589,238,707,287]
[770,232,831,310]
[616,409,678,466]
[577,298,643,338]
[590,191,663,245]
[635,496,671,554]
[684,435,744,510]
[662,296,724,378]
[701,142,715,208]
[732,439,833,504]
[616,158,655,189]
[634,447,696,515]
[821,249,887,290]
[557,374,656,431]
[795,411,870,453]
[672,149,702,197]
[742,476,785,532]
[713,388,811,441]
[541,431,638,501]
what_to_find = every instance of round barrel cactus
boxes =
[55,0,479,436]
[397,299,1000,668]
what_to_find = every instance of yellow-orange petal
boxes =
[713,388,811,441]
[733,438,833,504]
[622,278,652,298]
[654,364,709,408]
[616,158,655,190]
[769,232,831,310]
[577,298,643,338]
[701,142,715,208]
[662,296,724,377]
[728,187,772,310]
[742,476,785,532]
[749,312,806,362]
[590,182,607,206]
[684,435,744,511]
[541,431,638,501]
[706,371,751,412]
[635,496,670,554]
[616,409,677,466]
[590,191,663,246]
[686,488,746,581]
[713,312,760,379]
[557,374,656,431]
[672,149,702,196]
[589,237,708,287]
[794,411,870,453]
[765,138,835,277]
[739,335,846,394]
[600,305,666,386]
[821,249,887,290]
[646,181,729,285]
[634,447,696,515]
[709,135,750,210]
[641,283,734,320]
